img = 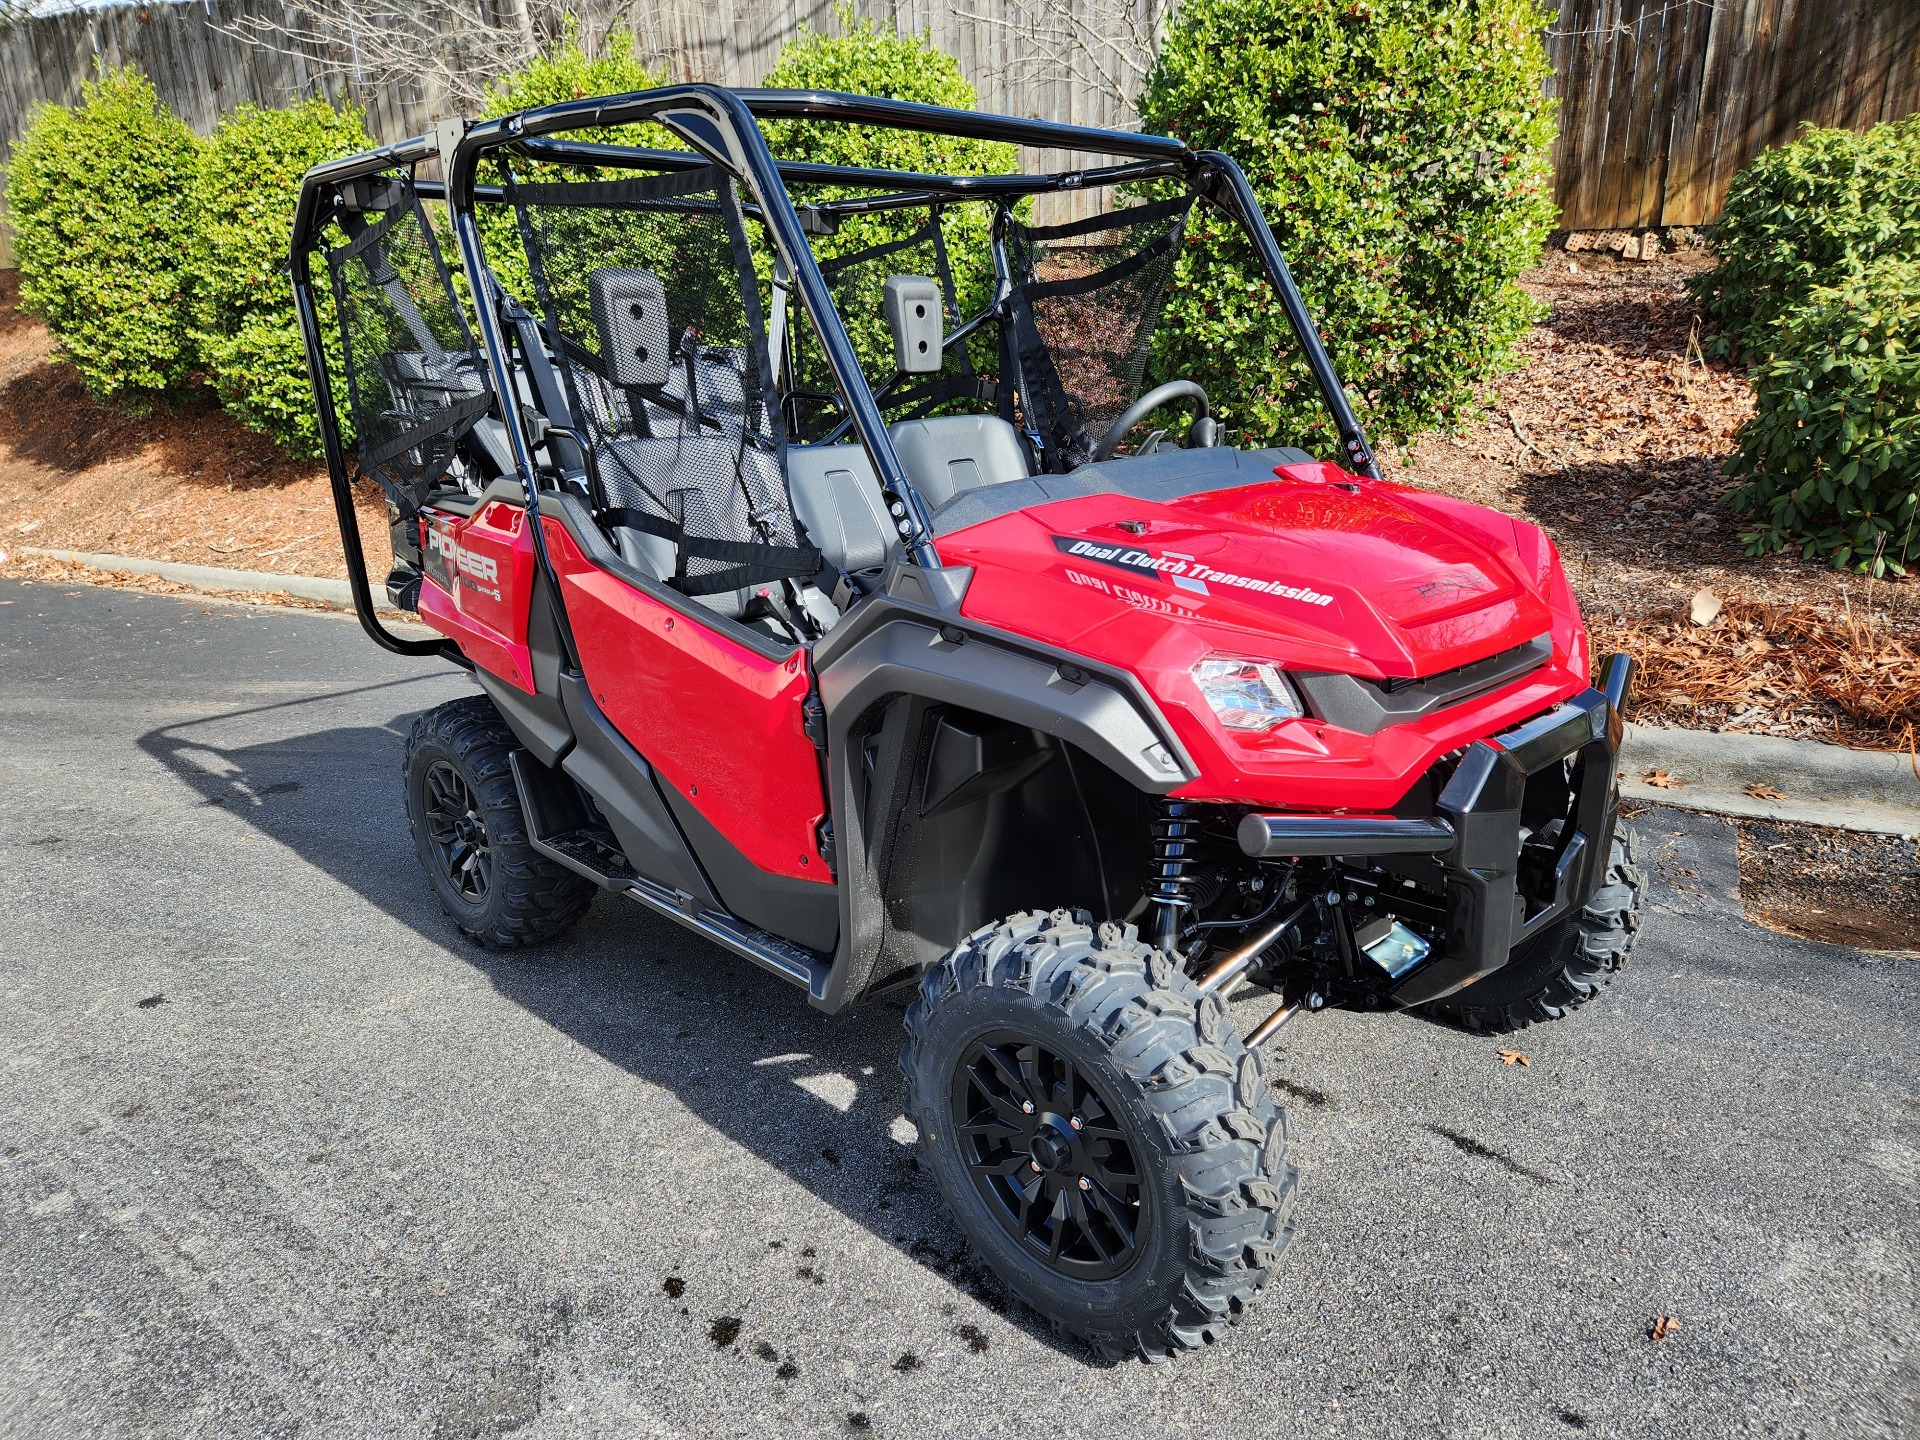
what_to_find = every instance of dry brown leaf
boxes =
[1642,768,1679,788]
[1650,1315,1681,1342]
[1689,587,1723,626]
[1497,1049,1531,1067]
[1743,782,1786,800]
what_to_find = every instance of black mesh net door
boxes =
[1004,196,1195,471]
[324,182,493,513]
[506,163,818,614]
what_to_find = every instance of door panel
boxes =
[543,519,831,887]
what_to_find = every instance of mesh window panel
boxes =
[506,163,817,603]
[1005,196,1195,470]
[785,204,992,442]
[325,186,491,510]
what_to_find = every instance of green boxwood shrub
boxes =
[7,68,201,404]
[1726,256,1919,576]
[1689,117,1920,361]
[187,99,371,458]
[476,29,670,304]
[759,12,1018,386]
[1137,0,1559,450]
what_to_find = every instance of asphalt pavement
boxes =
[0,576,1914,1440]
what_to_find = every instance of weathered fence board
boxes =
[0,0,1916,259]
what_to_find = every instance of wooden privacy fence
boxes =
[0,0,1917,246]
[1548,0,1920,229]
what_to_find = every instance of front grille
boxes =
[1292,634,1552,736]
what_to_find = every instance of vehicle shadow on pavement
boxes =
[137,689,1099,1364]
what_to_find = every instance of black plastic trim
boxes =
[660,785,840,954]
[1291,634,1554,737]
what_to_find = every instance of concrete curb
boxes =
[21,547,401,615]
[16,546,1919,837]
[1621,723,1920,838]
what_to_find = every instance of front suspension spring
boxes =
[1148,800,1203,953]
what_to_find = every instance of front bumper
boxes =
[1236,653,1632,1006]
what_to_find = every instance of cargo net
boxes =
[505,163,819,602]
[784,202,994,443]
[1004,196,1194,471]
[324,183,492,513]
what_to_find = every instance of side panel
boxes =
[418,501,538,694]
[542,519,832,887]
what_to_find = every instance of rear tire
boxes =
[403,695,595,947]
[901,910,1296,1362]
[1423,830,1642,1033]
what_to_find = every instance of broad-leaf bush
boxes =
[187,99,371,457]
[760,12,1017,385]
[1689,118,1920,361]
[8,69,201,404]
[477,30,670,303]
[1726,256,1919,577]
[1137,0,1558,450]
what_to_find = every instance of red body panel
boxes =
[543,520,831,885]
[417,501,539,694]
[938,463,1590,812]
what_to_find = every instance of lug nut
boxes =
[1030,1160,1042,1172]
[1021,1100,1035,1114]
[1077,1176,1091,1190]
[1069,1115,1083,1131]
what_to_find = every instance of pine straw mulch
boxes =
[1386,241,1920,752]
[0,270,390,584]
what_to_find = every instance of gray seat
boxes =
[888,414,1031,506]
[787,444,891,575]
[786,416,1031,576]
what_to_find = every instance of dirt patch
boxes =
[1387,242,1920,750]
[1735,820,1920,954]
[0,270,389,584]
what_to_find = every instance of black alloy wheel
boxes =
[422,759,491,902]
[951,1031,1148,1280]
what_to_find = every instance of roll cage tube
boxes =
[290,88,1386,641]
[287,131,461,659]
[442,84,944,569]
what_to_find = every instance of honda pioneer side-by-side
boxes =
[291,88,1641,1361]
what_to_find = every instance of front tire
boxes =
[1424,830,1642,1033]
[902,910,1296,1362]
[403,695,595,947]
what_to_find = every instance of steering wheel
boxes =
[1088,379,1218,463]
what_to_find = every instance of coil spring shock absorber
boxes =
[1148,800,1202,957]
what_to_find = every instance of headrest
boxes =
[589,268,671,388]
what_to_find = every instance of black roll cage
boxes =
[289,85,1381,658]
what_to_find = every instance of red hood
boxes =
[938,461,1560,679]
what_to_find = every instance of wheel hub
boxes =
[422,760,491,903]
[949,1032,1148,1280]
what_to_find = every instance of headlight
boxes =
[1190,655,1304,731]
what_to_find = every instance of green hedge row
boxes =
[8,69,368,454]
[1138,0,1560,449]
[1700,119,1920,575]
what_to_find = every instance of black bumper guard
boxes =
[1236,654,1634,1007]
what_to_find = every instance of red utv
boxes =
[291,87,1641,1361]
